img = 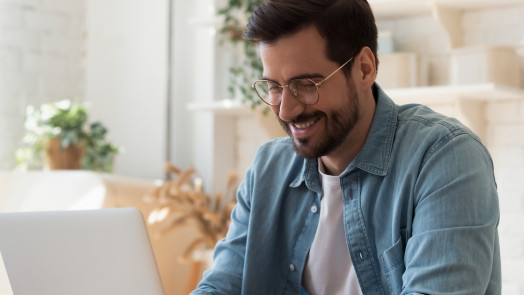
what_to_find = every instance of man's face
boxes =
[259,26,361,159]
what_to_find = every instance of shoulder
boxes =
[397,103,481,144]
[395,103,489,165]
[397,104,471,136]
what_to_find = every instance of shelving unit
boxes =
[370,0,524,48]
[369,0,524,18]
[369,0,524,140]
[387,83,524,104]
[388,84,524,140]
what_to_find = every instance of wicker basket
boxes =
[45,138,84,170]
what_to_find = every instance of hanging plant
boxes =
[217,0,265,111]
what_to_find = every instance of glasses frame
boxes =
[252,56,354,106]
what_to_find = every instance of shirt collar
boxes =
[348,83,397,177]
[291,83,398,188]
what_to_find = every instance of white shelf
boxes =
[388,83,524,105]
[188,84,524,116]
[386,83,524,141]
[371,0,524,48]
[187,99,251,116]
[370,0,524,18]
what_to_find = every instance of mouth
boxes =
[293,117,320,129]
[284,113,324,138]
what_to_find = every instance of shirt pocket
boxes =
[380,229,406,295]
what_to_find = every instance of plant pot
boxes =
[252,106,288,139]
[45,138,84,170]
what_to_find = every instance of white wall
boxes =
[169,0,196,176]
[170,0,239,194]
[0,0,170,180]
[0,0,85,170]
[85,0,168,180]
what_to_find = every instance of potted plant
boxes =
[217,0,287,138]
[15,99,121,172]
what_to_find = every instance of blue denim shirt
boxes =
[192,85,501,295]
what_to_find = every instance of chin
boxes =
[293,137,323,159]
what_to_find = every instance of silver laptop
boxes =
[0,207,165,295]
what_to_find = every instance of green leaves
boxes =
[82,122,121,173]
[218,0,264,111]
[15,99,121,173]
[43,100,88,131]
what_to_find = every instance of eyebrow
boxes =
[260,73,325,84]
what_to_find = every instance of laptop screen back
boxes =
[0,207,165,295]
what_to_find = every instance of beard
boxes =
[278,84,360,159]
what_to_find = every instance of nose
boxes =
[276,88,305,122]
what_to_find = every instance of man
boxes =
[192,0,501,294]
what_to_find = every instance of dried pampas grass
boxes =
[145,163,239,262]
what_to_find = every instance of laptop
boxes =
[0,207,165,295]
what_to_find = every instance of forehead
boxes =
[259,26,333,80]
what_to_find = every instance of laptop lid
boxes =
[0,207,165,295]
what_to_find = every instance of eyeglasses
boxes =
[252,56,354,106]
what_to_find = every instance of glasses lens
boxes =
[289,79,319,105]
[254,81,282,105]
[253,79,319,106]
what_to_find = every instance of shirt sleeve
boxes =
[401,133,501,294]
[190,167,253,295]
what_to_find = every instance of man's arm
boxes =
[402,134,501,294]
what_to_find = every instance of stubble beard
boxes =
[279,89,361,159]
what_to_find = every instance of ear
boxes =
[354,46,376,89]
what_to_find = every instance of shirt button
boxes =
[310,205,318,213]
[289,264,295,271]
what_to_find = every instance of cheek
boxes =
[270,105,280,115]
[322,80,354,108]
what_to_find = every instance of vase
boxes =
[45,138,84,170]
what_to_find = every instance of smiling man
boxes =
[191,0,501,294]
[256,25,376,176]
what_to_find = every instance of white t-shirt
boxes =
[302,160,363,295]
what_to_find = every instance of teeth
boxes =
[294,118,317,129]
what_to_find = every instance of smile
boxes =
[293,117,320,129]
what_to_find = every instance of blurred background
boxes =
[1,0,524,294]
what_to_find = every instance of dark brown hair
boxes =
[244,0,379,75]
